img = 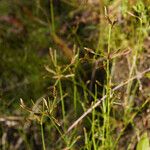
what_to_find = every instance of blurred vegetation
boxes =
[0,0,150,150]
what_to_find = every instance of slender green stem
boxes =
[92,85,97,150]
[58,80,65,119]
[73,51,79,112]
[106,23,112,145]
[125,17,143,117]
[106,24,112,114]
[41,116,46,150]
[73,80,77,112]
[50,0,55,34]
[102,24,112,148]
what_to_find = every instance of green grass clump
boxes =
[0,0,150,149]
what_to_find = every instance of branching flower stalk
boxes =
[102,8,115,147]
[104,22,113,147]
